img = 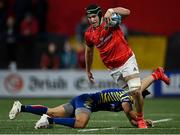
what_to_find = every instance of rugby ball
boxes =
[109,13,121,27]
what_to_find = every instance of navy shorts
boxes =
[70,94,93,112]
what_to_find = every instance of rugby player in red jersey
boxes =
[84,5,170,128]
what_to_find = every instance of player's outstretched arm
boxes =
[85,45,95,83]
[122,102,154,128]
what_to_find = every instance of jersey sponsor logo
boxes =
[100,37,104,41]
[96,34,113,48]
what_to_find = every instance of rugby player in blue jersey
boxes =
[9,67,170,129]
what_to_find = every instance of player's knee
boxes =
[127,77,141,90]
[131,87,141,96]
[74,118,87,128]
[74,108,90,128]
[127,77,141,96]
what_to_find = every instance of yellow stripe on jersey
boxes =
[110,92,118,101]
[100,91,128,103]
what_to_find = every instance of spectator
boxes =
[19,12,39,68]
[120,23,129,40]
[40,42,60,69]
[0,0,8,33]
[75,16,88,69]
[77,45,85,69]
[3,16,18,67]
[33,0,48,33]
[60,40,77,69]
[20,12,39,37]
[13,0,32,29]
[76,16,88,44]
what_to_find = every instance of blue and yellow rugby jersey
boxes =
[70,88,133,112]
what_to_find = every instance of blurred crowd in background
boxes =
[0,0,179,70]
[0,0,87,70]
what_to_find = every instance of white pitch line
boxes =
[78,118,172,132]
[152,118,172,123]
[78,127,116,132]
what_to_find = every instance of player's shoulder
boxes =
[84,26,92,39]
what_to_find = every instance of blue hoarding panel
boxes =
[154,71,180,97]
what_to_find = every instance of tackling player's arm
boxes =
[85,45,95,83]
[122,102,153,128]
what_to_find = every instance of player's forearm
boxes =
[126,111,138,127]
[85,47,94,72]
[108,7,130,16]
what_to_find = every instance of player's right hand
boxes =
[87,71,95,84]
[104,9,113,24]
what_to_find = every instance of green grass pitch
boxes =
[0,98,180,134]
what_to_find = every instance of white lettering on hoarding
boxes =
[28,76,67,91]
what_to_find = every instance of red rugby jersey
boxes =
[85,22,133,69]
